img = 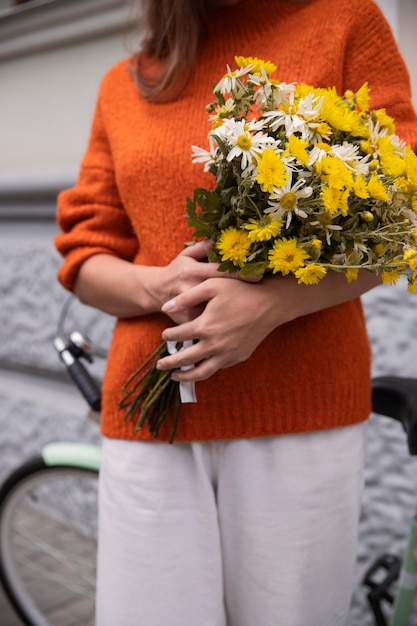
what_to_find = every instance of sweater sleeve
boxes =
[342,0,417,150]
[55,82,138,292]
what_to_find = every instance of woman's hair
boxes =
[134,0,209,102]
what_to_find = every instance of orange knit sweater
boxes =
[55,0,417,442]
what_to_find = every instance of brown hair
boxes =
[134,0,209,102]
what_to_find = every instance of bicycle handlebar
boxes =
[54,335,102,412]
[372,376,417,456]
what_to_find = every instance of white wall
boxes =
[0,32,136,171]
[376,0,417,106]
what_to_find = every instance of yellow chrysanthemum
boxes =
[381,270,402,285]
[373,243,385,256]
[318,155,354,191]
[408,258,417,271]
[412,196,417,214]
[294,82,314,99]
[394,176,411,192]
[295,264,327,285]
[320,95,352,132]
[234,55,277,76]
[368,175,390,202]
[408,273,417,293]
[321,186,350,216]
[375,108,396,134]
[378,136,406,177]
[321,186,340,215]
[287,134,310,166]
[268,237,310,275]
[360,140,373,155]
[353,175,369,199]
[405,146,417,190]
[413,226,417,245]
[244,215,284,242]
[355,82,370,112]
[216,227,251,268]
[345,268,360,283]
[315,141,331,153]
[403,248,417,261]
[317,122,332,136]
[256,149,289,194]
[345,109,369,138]
[339,189,350,216]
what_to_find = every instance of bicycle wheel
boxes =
[0,457,98,626]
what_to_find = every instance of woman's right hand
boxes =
[74,240,227,321]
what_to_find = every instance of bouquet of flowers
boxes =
[119,55,417,442]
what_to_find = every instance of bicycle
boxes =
[0,308,104,626]
[0,315,417,625]
[362,376,417,626]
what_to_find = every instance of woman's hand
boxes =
[156,239,260,324]
[74,240,236,320]
[156,269,381,382]
[156,276,285,381]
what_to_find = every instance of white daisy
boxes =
[310,219,343,246]
[208,98,236,125]
[191,137,220,172]
[215,118,275,170]
[263,108,306,137]
[213,65,250,96]
[308,144,331,167]
[364,118,390,157]
[265,174,313,227]
[249,72,296,110]
[307,142,371,176]
[330,142,361,163]
[263,93,331,144]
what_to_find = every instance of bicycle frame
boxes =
[41,442,101,472]
[363,377,417,626]
[389,514,417,626]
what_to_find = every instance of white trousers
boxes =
[96,423,366,626]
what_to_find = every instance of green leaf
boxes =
[207,249,221,263]
[217,260,240,274]
[238,261,269,277]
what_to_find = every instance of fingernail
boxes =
[161,298,176,312]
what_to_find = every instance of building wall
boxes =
[0,1,416,624]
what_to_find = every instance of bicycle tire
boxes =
[0,457,98,626]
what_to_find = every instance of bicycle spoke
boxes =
[0,464,98,626]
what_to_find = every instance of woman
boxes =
[55,0,417,624]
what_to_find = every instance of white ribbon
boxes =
[166,340,197,403]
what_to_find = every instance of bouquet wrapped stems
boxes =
[119,341,180,443]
